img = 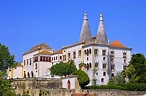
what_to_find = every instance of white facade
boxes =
[12,13,132,86]
[22,43,55,78]
[62,76,77,89]
[62,43,131,85]
[7,62,24,79]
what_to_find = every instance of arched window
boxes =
[35,63,37,69]
[87,63,89,70]
[103,72,106,76]
[103,57,105,60]
[87,49,89,56]
[27,72,30,78]
[111,73,114,77]
[31,71,34,77]
[24,71,26,78]
[101,78,104,82]
[84,50,87,54]
[89,49,91,54]
[89,63,92,68]
[67,80,71,89]
[84,64,87,68]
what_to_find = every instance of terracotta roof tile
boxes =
[23,43,52,55]
[52,50,62,55]
[110,40,127,48]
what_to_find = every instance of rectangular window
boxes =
[60,56,62,60]
[33,57,37,62]
[111,64,115,70]
[110,51,114,58]
[73,52,76,59]
[43,56,45,61]
[40,56,43,61]
[30,58,31,65]
[35,63,37,69]
[27,59,28,65]
[68,53,70,59]
[123,52,127,58]
[103,63,106,69]
[56,56,57,60]
[111,51,114,55]
[49,57,51,62]
[63,55,66,61]
[78,50,81,56]
[102,50,106,56]
[46,57,48,62]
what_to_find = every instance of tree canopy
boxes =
[0,77,16,96]
[0,43,17,96]
[108,72,126,85]
[73,70,89,89]
[50,61,77,76]
[0,43,17,71]
[123,53,146,83]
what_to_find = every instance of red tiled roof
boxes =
[110,40,127,48]
[23,43,52,55]
[52,50,62,55]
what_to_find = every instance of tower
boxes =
[96,13,108,44]
[79,13,92,42]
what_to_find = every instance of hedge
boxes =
[86,83,146,91]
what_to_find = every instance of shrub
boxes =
[87,84,125,90]
[125,83,146,91]
[73,70,89,89]
[87,83,146,91]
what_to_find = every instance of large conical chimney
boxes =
[79,13,92,42]
[96,13,108,44]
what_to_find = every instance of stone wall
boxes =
[82,89,146,96]
[11,78,62,95]
[11,78,62,89]
[14,89,146,96]
[11,78,146,96]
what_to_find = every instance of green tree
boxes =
[0,43,17,96]
[123,53,146,83]
[0,43,17,71]
[0,72,16,96]
[108,72,126,85]
[73,70,89,89]
[50,61,77,76]
[79,62,86,69]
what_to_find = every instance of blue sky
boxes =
[0,0,146,62]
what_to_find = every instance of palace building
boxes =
[8,13,132,86]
